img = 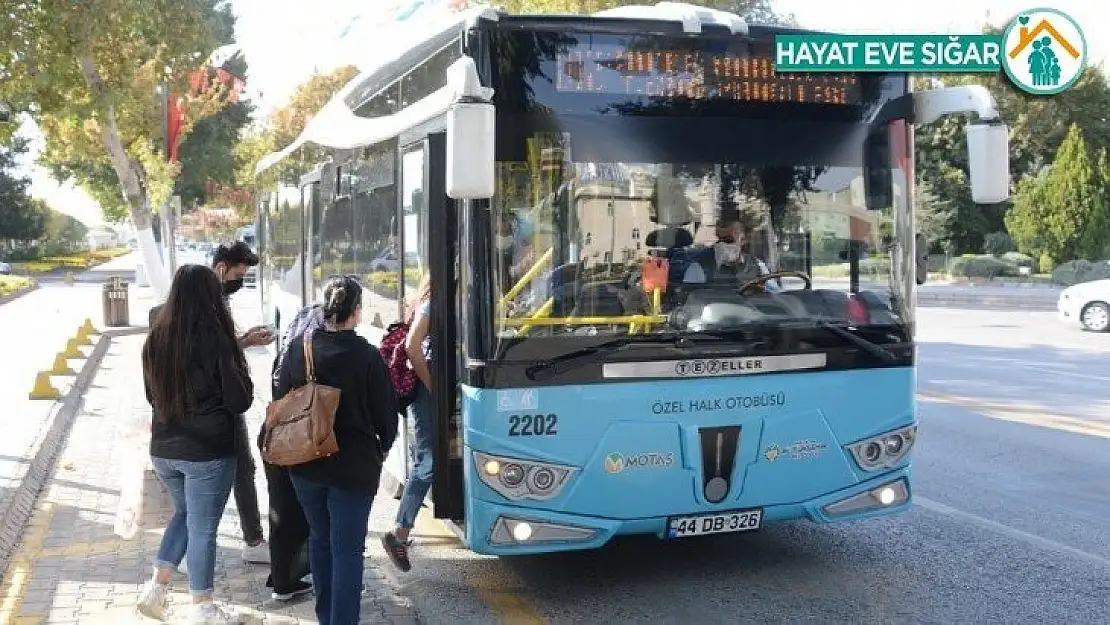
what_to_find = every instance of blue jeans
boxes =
[396,383,434,530]
[151,456,236,597]
[291,475,373,625]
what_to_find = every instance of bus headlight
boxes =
[474,452,576,501]
[847,425,916,471]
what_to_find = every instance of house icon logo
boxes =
[1001,8,1087,95]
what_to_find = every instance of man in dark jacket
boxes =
[210,241,275,566]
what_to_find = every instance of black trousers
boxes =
[262,461,311,592]
[233,415,265,545]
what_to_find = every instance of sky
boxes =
[17,0,1109,227]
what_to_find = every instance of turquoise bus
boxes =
[254,2,1010,554]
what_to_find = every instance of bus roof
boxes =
[253,2,828,176]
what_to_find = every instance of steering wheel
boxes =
[737,271,812,295]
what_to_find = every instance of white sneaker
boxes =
[136,580,170,621]
[241,541,270,564]
[187,602,242,625]
[177,559,187,575]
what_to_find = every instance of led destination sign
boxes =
[556,47,864,104]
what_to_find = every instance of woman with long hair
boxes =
[277,275,399,624]
[137,264,254,624]
[381,272,434,572]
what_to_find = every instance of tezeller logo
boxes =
[1002,8,1087,95]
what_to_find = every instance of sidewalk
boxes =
[0,279,160,568]
[0,332,419,624]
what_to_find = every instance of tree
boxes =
[1006,124,1110,265]
[498,0,794,24]
[914,176,954,252]
[0,137,48,242]
[40,207,89,254]
[1,0,239,298]
[234,66,359,199]
[915,52,1110,253]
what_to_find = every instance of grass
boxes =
[0,275,34,298]
[10,246,130,274]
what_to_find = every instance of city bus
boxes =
[253,2,1009,555]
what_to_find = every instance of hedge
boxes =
[11,247,130,274]
[947,255,1021,279]
[0,275,34,298]
[1051,260,1110,287]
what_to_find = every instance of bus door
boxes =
[402,132,465,522]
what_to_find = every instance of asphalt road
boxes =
[363,307,1110,625]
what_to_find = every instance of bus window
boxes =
[402,146,428,304]
[352,141,402,330]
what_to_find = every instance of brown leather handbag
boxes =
[261,335,340,466]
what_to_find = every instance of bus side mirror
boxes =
[445,57,496,200]
[864,129,892,210]
[966,121,1010,204]
[446,101,495,199]
[915,233,928,285]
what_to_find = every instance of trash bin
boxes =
[103,276,130,327]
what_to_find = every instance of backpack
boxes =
[379,321,419,410]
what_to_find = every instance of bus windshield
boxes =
[485,25,913,361]
[491,160,910,339]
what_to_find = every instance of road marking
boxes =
[410,510,547,624]
[0,502,56,622]
[918,390,1110,439]
[915,496,1110,569]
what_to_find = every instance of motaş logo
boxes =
[604,451,675,474]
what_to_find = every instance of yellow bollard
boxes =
[63,272,75,285]
[76,325,93,346]
[81,318,100,335]
[29,371,61,400]
[50,353,75,376]
[62,338,83,359]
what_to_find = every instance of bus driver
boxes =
[683,218,781,293]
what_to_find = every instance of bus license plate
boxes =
[666,509,763,539]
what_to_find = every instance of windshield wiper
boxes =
[525,334,715,381]
[813,321,898,362]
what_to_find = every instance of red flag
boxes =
[167,96,186,163]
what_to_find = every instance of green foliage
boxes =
[0,138,48,241]
[0,0,239,231]
[1006,124,1110,265]
[498,0,795,24]
[1051,260,1110,286]
[982,231,1015,257]
[947,255,1020,279]
[40,210,90,254]
[915,66,1110,254]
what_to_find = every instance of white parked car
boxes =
[1057,278,1110,332]
[0,261,11,275]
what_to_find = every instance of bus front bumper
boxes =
[464,469,912,556]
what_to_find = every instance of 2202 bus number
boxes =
[508,414,558,436]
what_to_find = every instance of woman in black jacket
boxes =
[276,275,399,625]
[137,264,253,625]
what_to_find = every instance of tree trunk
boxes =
[77,53,171,299]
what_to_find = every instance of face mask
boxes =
[714,242,740,265]
[495,235,514,251]
[222,278,244,296]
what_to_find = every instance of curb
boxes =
[0,281,39,307]
[917,295,1058,312]
[0,326,148,577]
